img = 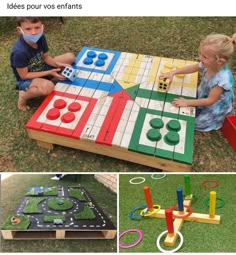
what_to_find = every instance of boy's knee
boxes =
[42,81,54,95]
[66,52,76,64]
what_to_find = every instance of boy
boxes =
[10,17,75,111]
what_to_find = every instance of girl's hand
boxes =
[159,71,175,83]
[172,97,189,107]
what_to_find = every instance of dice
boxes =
[61,67,77,81]
[157,78,171,92]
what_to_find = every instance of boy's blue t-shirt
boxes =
[10,34,49,81]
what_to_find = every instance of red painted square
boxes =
[26,91,97,139]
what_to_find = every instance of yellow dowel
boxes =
[209,191,216,218]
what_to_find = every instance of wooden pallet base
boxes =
[27,129,191,172]
[1,229,117,240]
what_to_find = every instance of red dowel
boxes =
[165,208,174,235]
[143,186,154,210]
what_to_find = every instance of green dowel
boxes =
[184,174,191,195]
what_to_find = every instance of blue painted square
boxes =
[97,82,112,92]
[75,47,121,75]
[109,80,123,95]
[85,79,100,89]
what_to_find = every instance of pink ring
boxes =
[119,228,143,249]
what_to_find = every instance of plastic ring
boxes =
[151,174,167,180]
[129,177,145,185]
[140,204,161,217]
[170,204,193,219]
[129,204,147,220]
[204,197,225,209]
[119,229,143,249]
[202,180,219,188]
[156,230,184,253]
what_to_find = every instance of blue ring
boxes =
[129,204,147,220]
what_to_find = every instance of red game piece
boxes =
[54,99,67,109]
[68,102,81,112]
[46,108,60,120]
[61,112,75,123]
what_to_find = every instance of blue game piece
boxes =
[95,59,105,67]
[87,51,97,58]
[83,57,93,65]
[98,53,108,60]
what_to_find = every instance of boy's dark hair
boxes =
[16,17,42,26]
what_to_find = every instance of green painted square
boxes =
[137,88,152,99]
[128,106,195,164]
[150,91,166,101]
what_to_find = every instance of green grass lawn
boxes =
[119,174,236,252]
[1,174,117,252]
[0,17,236,172]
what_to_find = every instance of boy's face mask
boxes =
[19,26,44,43]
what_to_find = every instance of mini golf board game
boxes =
[1,185,116,240]
[26,47,198,172]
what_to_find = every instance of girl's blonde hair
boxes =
[200,33,236,60]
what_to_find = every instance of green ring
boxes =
[204,197,225,209]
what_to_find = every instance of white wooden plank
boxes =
[65,85,82,95]
[54,83,69,92]
[135,97,149,108]
[163,102,179,115]
[112,131,124,146]
[179,107,196,117]
[77,70,91,79]
[148,99,164,111]
[174,119,187,154]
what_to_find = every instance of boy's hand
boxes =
[50,68,67,80]
[172,97,189,107]
[55,61,72,69]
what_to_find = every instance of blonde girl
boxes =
[160,33,236,132]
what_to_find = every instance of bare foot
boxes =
[18,91,30,111]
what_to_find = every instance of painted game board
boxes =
[1,185,116,239]
[26,47,198,171]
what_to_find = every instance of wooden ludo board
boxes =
[26,47,198,172]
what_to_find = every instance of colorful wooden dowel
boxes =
[165,208,174,236]
[176,187,184,212]
[184,175,191,196]
[143,186,154,211]
[209,191,216,218]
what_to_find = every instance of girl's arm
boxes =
[172,86,224,107]
[159,63,200,82]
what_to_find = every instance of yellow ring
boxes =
[140,204,161,217]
